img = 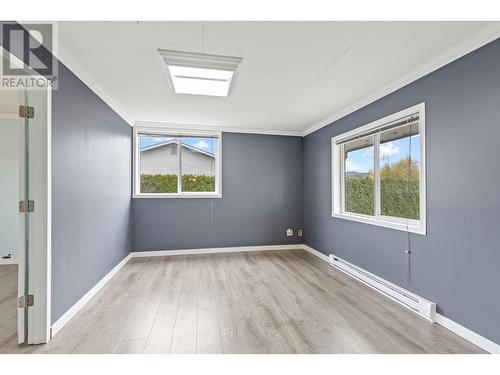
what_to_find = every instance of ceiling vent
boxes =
[158,49,243,97]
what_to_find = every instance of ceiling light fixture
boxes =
[158,49,243,97]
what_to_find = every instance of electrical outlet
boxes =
[297,229,303,237]
[286,228,293,237]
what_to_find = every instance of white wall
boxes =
[0,87,18,113]
[0,119,19,260]
[140,144,215,176]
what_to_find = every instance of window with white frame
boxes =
[331,103,426,234]
[133,128,222,198]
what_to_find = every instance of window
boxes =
[344,135,374,216]
[332,103,426,234]
[133,128,222,198]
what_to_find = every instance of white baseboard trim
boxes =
[330,253,436,322]
[306,245,436,321]
[49,243,500,353]
[0,258,18,265]
[50,244,303,337]
[302,244,330,262]
[435,313,500,354]
[303,243,500,354]
[50,253,132,338]
[131,244,305,258]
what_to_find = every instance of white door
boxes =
[17,85,51,344]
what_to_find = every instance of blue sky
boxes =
[140,136,216,155]
[346,135,420,173]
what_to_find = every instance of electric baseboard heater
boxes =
[329,254,436,321]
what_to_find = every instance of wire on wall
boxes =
[404,122,416,284]
[210,198,215,224]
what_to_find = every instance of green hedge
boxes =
[181,174,216,192]
[141,174,177,193]
[140,174,215,193]
[345,177,419,219]
[345,177,375,215]
[380,180,419,220]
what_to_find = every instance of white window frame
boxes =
[331,103,426,235]
[133,126,222,198]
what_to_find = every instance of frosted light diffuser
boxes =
[168,65,234,97]
[159,49,242,97]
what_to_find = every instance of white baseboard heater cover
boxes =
[329,254,436,322]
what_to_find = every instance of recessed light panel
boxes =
[159,49,242,97]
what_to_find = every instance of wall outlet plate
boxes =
[286,228,293,236]
[297,229,303,237]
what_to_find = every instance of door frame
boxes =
[0,46,52,344]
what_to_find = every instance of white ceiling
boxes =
[57,21,500,135]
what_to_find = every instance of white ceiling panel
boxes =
[56,21,498,134]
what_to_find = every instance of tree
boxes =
[380,157,419,182]
[346,157,420,219]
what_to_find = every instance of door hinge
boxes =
[19,295,34,308]
[19,200,35,213]
[19,105,34,118]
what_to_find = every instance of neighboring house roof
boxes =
[141,139,215,158]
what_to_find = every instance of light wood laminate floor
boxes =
[0,264,18,348]
[0,250,484,353]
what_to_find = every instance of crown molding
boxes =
[134,120,303,137]
[54,22,500,137]
[54,44,135,126]
[302,23,500,137]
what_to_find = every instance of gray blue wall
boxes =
[132,132,303,251]
[51,63,132,324]
[303,38,500,344]
[0,22,133,324]
[4,22,499,345]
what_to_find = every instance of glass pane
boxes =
[180,137,217,192]
[139,135,178,193]
[0,119,19,262]
[344,136,374,215]
[379,123,420,220]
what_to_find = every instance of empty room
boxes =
[1,3,500,372]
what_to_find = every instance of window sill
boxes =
[133,193,222,199]
[332,212,426,235]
